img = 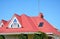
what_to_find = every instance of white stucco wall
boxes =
[4,35,19,39]
[48,34,60,39]
[4,34,60,39]
[52,35,60,39]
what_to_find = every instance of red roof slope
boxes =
[0,13,60,35]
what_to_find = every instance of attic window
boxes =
[39,22,44,27]
[13,19,17,22]
[11,23,19,28]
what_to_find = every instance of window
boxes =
[13,19,17,22]
[10,18,20,28]
[18,24,19,27]
[11,23,19,28]
[11,25,12,28]
[39,22,44,27]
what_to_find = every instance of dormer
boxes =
[8,15,21,28]
[0,22,3,27]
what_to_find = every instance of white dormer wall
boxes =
[0,22,3,27]
[8,17,21,28]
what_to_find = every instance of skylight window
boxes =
[39,22,44,27]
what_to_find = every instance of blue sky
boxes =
[0,0,60,30]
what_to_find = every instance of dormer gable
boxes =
[0,20,7,28]
[8,14,21,28]
[0,22,3,27]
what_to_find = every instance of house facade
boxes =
[0,13,60,39]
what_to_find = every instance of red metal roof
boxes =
[0,13,60,35]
